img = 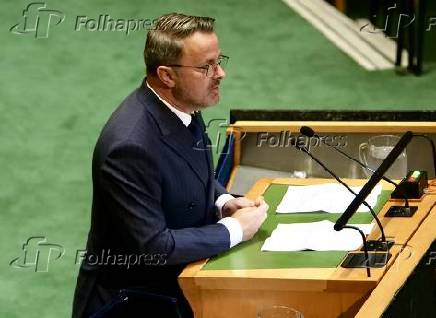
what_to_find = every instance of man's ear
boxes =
[156,66,176,88]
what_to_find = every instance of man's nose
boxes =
[215,64,226,79]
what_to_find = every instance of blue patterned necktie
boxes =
[188,112,205,150]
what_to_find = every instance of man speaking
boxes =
[72,13,268,318]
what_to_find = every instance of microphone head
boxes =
[300,126,315,137]
[333,223,342,231]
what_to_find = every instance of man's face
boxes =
[172,31,226,110]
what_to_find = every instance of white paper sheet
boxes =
[276,183,382,213]
[261,220,374,252]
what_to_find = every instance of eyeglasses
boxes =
[167,54,229,78]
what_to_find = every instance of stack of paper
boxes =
[261,220,374,251]
[276,183,382,213]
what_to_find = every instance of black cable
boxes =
[343,225,371,277]
[413,134,436,176]
[297,145,387,242]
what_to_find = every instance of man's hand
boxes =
[222,196,263,217]
[231,199,268,241]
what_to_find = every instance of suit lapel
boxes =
[137,80,210,187]
[196,113,217,224]
[161,132,209,187]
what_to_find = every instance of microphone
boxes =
[334,131,414,231]
[293,143,388,247]
[300,126,411,208]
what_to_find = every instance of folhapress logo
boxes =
[9,2,65,39]
[9,236,65,272]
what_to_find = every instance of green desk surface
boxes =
[203,184,391,270]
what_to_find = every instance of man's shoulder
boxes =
[94,86,161,159]
[108,86,159,134]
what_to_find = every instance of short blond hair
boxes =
[144,13,215,75]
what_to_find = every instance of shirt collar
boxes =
[146,81,192,127]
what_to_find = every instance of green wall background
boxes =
[1,1,435,317]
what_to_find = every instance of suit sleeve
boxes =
[99,144,230,265]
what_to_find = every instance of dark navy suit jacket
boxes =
[72,80,230,317]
